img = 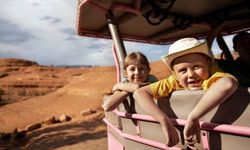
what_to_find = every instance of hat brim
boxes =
[161,42,213,69]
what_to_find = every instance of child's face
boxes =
[125,64,149,83]
[172,53,210,90]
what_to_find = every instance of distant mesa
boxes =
[0,58,38,67]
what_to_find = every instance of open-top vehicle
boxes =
[76,0,250,149]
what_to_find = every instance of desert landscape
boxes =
[0,58,170,149]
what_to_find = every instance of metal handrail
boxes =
[113,110,250,136]
[103,118,181,150]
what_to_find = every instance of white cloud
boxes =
[0,0,116,66]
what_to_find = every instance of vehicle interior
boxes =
[76,0,250,149]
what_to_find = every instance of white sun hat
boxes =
[161,38,214,69]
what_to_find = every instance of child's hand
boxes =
[183,118,201,148]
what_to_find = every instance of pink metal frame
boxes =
[107,132,124,150]
[104,118,181,150]
[113,110,250,136]
[104,110,250,150]
[77,0,250,149]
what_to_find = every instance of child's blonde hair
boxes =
[124,52,150,70]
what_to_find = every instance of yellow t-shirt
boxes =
[149,66,237,99]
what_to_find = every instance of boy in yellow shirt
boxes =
[133,38,238,148]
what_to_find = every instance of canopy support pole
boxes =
[106,10,127,82]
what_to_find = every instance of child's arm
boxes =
[102,90,129,111]
[133,85,179,147]
[102,82,149,112]
[113,82,149,93]
[184,77,238,144]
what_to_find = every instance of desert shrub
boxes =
[29,90,40,96]
[40,92,46,96]
[0,88,4,100]
[0,101,7,106]
[0,72,9,78]
[71,73,82,77]
[51,74,58,78]
[18,88,27,96]
[5,68,19,72]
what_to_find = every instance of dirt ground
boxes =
[0,58,170,149]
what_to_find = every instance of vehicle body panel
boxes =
[76,0,250,149]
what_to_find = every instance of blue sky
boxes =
[0,0,235,66]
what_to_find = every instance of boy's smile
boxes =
[172,53,210,90]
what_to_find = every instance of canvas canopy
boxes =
[77,0,250,44]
